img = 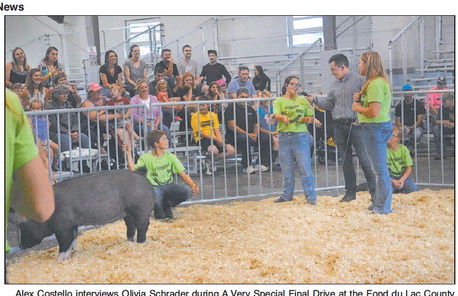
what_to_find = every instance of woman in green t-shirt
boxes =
[124,130,199,220]
[272,76,321,205]
[352,51,393,214]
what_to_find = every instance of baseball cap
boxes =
[216,79,226,86]
[401,84,413,91]
[437,77,447,85]
[87,82,102,92]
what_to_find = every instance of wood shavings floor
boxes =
[7,189,454,284]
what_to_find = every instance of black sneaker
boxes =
[339,194,356,202]
[164,207,174,220]
[274,197,292,203]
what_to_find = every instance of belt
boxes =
[333,118,354,125]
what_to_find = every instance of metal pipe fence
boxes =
[27,91,454,207]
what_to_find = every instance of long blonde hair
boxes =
[359,51,390,95]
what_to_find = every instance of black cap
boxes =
[437,76,447,85]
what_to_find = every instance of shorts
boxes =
[197,138,224,153]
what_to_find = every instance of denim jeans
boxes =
[433,125,454,156]
[55,132,90,152]
[229,132,273,168]
[392,176,419,194]
[360,122,393,214]
[278,132,317,201]
[334,124,376,196]
[153,184,191,219]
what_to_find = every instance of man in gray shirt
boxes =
[309,54,375,202]
[176,45,199,79]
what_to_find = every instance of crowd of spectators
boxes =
[5,44,454,180]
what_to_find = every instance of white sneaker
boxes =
[255,164,269,172]
[205,159,213,175]
[243,166,255,174]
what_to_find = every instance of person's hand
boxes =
[352,101,360,112]
[277,115,289,125]
[215,137,223,146]
[353,93,361,102]
[403,126,411,135]
[249,133,257,142]
[270,131,278,136]
[168,57,174,64]
[122,144,131,153]
[191,184,199,194]
[398,179,405,189]
[70,132,79,143]
[306,95,315,104]
[314,118,322,128]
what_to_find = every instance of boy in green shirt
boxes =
[124,130,199,220]
[387,127,419,194]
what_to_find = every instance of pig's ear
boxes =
[8,211,27,225]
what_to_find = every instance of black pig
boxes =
[18,170,155,261]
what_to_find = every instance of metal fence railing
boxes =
[388,16,455,91]
[26,89,454,207]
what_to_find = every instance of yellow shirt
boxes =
[191,111,220,142]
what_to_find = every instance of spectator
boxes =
[176,72,200,131]
[11,83,28,110]
[123,130,199,220]
[191,103,235,175]
[38,46,63,88]
[154,49,181,94]
[272,76,321,204]
[227,66,257,99]
[5,89,55,252]
[197,49,231,85]
[204,81,223,118]
[29,99,59,171]
[148,67,174,97]
[130,79,171,140]
[224,88,272,174]
[252,65,271,92]
[123,44,147,97]
[99,50,124,98]
[44,85,90,154]
[6,47,30,88]
[433,93,454,160]
[23,68,51,107]
[258,91,279,163]
[216,79,229,100]
[79,82,111,148]
[387,127,419,194]
[425,76,448,117]
[176,45,199,79]
[395,84,426,150]
[107,84,141,149]
[52,72,82,108]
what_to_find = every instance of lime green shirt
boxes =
[387,144,413,178]
[358,78,392,123]
[5,89,39,252]
[135,151,185,186]
[273,96,314,133]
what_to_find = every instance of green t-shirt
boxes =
[387,144,413,178]
[135,151,185,186]
[358,78,392,123]
[273,96,314,133]
[5,89,39,252]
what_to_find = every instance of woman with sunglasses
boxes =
[352,51,393,214]
[272,76,321,204]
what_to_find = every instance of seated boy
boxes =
[387,127,419,194]
[191,103,235,175]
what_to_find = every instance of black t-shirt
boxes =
[440,106,455,123]
[99,64,123,85]
[394,99,426,127]
[177,86,200,101]
[155,61,179,77]
[224,102,257,139]
[200,63,232,84]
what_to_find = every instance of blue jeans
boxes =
[334,123,376,196]
[392,176,419,194]
[278,132,317,201]
[55,132,90,152]
[361,122,393,214]
[433,125,454,156]
[153,184,191,219]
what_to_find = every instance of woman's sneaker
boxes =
[243,166,255,174]
[255,164,269,172]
